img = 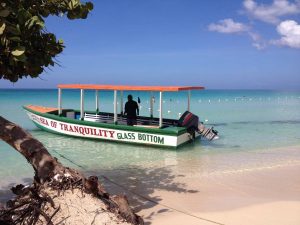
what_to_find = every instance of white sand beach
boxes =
[100,146,300,225]
[139,165,300,225]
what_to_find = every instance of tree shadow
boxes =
[0,178,33,205]
[0,164,198,223]
[85,165,199,223]
[0,189,15,206]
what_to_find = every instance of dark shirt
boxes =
[125,100,139,119]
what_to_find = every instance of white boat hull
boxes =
[26,111,198,148]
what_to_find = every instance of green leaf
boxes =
[58,39,64,44]
[40,9,50,17]
[18,9,32,24]
[9,36,21,42]
[14,54,27,62]
[0,9,10,17]
[67,11,76,20]
[0,23,5,35]
[80,10,88,19]
[6,25,20,35]
[68,0,79,10]
[25,16,44,29]
[86,2,93,11]
[11,46,25,56]
[1,36,8,46]
[27,66,43,77]
[1,0,93,82]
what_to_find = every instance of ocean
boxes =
[1,89,300,201]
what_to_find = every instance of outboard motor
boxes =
[178,111,199,130]
[178,111,219,141]
[197,122,219,141]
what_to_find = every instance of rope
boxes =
[51,149,86,170]
[51,150,225,225]
[101,175,225,225]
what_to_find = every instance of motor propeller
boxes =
[197,123,219,141]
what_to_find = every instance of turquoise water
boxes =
[0,89,300,197]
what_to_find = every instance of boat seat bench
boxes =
[67,111,181,130]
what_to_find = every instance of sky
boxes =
[1,0,300,90]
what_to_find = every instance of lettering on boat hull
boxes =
[26,111,189,147]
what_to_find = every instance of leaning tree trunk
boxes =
[0,116,143,225]
[0,116,65,183]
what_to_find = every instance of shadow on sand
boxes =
[85,165,199,223]
[0,178,33,206]
[0,166,198,224]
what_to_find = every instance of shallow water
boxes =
[0,89,300,192]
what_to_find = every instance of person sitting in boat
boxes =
[124,94,139,126]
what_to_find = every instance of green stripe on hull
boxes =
[24,106,198,148]
[24,106,186,136]
[32,121,183,149]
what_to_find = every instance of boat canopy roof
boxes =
[57,84,204,92]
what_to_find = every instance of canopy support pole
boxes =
[114,90,118,124]
[150,92,153,118]
[159,91,163,128]
[80,89,84,120]
[187,90,191,111]
[58,88,62,116]
[120,91,123,115]
[95,90,99,114]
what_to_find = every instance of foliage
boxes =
[0,0,93,82]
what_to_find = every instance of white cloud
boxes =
[208,2,300,50]
[208,19,249,33]
[248,31,261,41]
[243,0,300,24]
[252,42,266,50]
[208,19,266,50]
[271,20,300,48]
[249,32,267,49]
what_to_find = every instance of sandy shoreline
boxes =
[1,145,300,225]
[136,164,300,225]
[101,145,300,225]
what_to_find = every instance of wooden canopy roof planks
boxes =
[26,105,58,113]
[57,84,205,92]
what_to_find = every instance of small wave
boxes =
[230,120,300,125]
